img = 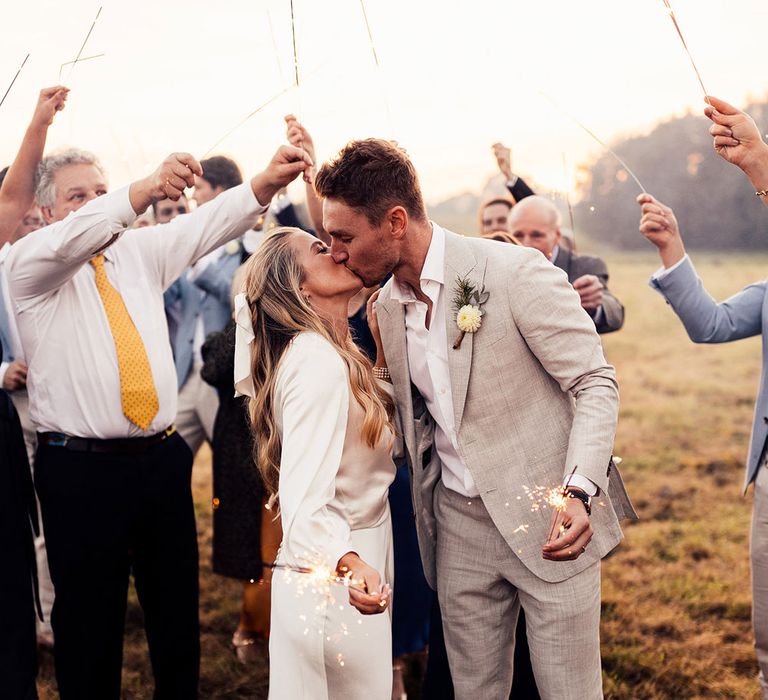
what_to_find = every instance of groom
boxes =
[315,139,633,699]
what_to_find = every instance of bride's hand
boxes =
[337,552,391,615]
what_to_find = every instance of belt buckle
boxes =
[47,433,69,447]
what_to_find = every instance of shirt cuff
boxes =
[651,253,689,281]
[506,176,519,188]
[592,306,604,325]
[564,473,598,497]
[0,361,9,389]
[111,185,139,229]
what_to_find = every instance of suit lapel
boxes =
[442,231,478,432]
[377,290,417,460]
[553,247,572,279]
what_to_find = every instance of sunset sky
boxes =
[1,0,767,204]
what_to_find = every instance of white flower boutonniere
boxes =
[225,240,240,256]
[452,272,489,349]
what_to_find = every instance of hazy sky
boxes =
[1,0,767,204]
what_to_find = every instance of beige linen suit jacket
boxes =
[377,229,634,588]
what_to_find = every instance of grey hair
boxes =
[35,148,107,209]
[508,194,562,229]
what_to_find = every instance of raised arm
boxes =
[0,86,68,246]
[492,142,535,202]
[285,115,330,244]
[704,96,768,210]
[638,192,764,343]
[136,145,314,289]
[5,152,203,304]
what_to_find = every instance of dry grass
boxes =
[37,253,768,698]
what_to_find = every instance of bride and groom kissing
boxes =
[234,137,634,699]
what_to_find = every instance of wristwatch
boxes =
[565,486,592,516]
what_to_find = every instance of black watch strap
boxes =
[565,487,592,516]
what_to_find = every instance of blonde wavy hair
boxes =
[242,227,394,500]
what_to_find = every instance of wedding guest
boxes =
[164,157,244,455]
[5,143,312,699]
[638,95,768,698]
[0,343,39,700]
[0,86,68,656]
[509,196,624,334]
[152,192,189,224]
[478,195,515,236]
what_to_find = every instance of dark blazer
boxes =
[553,247,624,334]
[200,321,265,580]
[506,176,535,203]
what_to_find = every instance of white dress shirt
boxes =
[391,224,480,497]
[6,182,266,438]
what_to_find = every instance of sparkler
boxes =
[65,6,103,84]
[201,85,292,157]
[561,151,576,242]
[0,54,30,111]
[58,53,105,81]
[358,0,380,68]
[289,0,300,88]
[540,92,646,194]
[264,561,383,601]
[661,0,710,104]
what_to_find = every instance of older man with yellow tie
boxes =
[5,143,312,700]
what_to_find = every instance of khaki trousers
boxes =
[434,481,603,700]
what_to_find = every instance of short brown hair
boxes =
[314,139,427,225]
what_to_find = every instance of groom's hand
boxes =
[542,496,593,561]
[337,552,391,615]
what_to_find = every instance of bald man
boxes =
[508,196,624,334]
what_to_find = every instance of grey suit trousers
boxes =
[435,482,603,700]
[752,452,768,699]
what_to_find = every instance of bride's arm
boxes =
[275,334,354,572]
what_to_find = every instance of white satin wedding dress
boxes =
[267,332,396,699]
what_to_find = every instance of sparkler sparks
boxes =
[0,54,30,111]
[661,0,710,104]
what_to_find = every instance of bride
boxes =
[233,227,396,699]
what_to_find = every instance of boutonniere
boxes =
[452,269,489,349]
[225,240,241,256]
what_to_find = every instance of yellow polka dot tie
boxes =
[90,255,159,430]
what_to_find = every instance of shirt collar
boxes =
[391,222,445,304]
[0,242,10,265]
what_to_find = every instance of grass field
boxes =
[37,253,768,699]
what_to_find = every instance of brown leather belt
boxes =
[38,426,177,454]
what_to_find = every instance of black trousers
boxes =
[35,432,199,700]
[423,596,541,699]
[0,390,38,700]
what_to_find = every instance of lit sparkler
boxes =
[561,151,576,241]
[540,92,646,193]
[0,54,30,111]
[661,0,710,103]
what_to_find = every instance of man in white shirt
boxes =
[316,139,632,699]
[5,142,312,699]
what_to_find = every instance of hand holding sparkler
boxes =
[492,142,514,181]
[30,86,69,129]
[337,552,391,615]
[704,96,768,189]
[252,144,314,204]
[542,489,593,562]
[637,194,686,269]
[285,114,315,183]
